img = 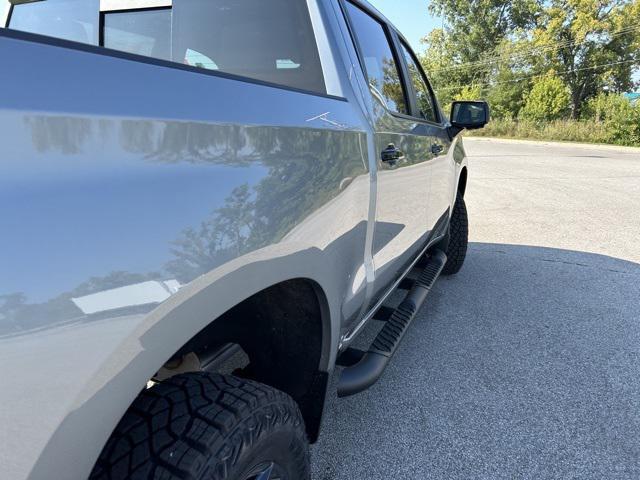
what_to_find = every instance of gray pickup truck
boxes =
[0,0,488,479]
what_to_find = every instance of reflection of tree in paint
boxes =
[167,184,258,280]
[0,293,27,331]
[166,127,365,281]
[7,116,365,334]
[26,117,94,155]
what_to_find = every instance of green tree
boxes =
[532,0,640,118]
[425,0,640,119]
[429,0,541,67]
[485,36,533,118]
[520,72,571,120]
[584,91,633,121]
[454,84,483,101]
[584,92,640,145]
[420,28,458,107]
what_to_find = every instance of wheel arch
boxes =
[458,166,468,197]
[29,247,342,480]
[168,276,333,442]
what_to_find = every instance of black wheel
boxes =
[90,372,310,480]
[442,194,468,275]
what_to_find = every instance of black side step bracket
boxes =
[337,249,447,397]
[372,305,395,321]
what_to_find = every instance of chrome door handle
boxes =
[431,144,444,155]
[381,143,404,165]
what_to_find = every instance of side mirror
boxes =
[449,101,490,138]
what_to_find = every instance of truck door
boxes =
[342,2,443,305]
[395,38,454,230]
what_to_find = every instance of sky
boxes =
[368,0,439,53]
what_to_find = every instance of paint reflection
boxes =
[0,114,371,335]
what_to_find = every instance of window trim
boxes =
[389,29,422,121]
[99,5,171,50]
[0,27,347,102]
[339,0,411,117]
[306,0,342,98]
[394,33,442,125]
[1,1,140,38]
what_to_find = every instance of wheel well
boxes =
[162,278,330,442]
[458,167,468,197]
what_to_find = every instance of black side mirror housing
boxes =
[448,101,490,138]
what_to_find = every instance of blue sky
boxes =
[368,0,439,53]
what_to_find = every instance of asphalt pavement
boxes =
[311,138,640,479]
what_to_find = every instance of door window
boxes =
[399,42,439,123]
[103,8,171,61]
[7,0,325,95]
[8,0,98,45]
[344,2,408,115]
[171,0,325,94]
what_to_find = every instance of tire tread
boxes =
[442,194,469,275]
[90,373,309,480]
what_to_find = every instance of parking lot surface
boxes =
[311,138,640,479]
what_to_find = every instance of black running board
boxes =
[337,249,447,397]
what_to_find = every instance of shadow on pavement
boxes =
[312,243,640,480]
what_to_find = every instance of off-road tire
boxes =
[90,372,310,480]
[442,194,468,275]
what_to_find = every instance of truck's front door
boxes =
[342,2,443,306]
[395,38,453,230]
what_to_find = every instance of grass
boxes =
[468,118,640,147]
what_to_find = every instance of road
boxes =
[311,138,640,479]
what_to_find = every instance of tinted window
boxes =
[345,2,407,115]
[9,0,98,45]
[400,42,438,122]
[103,9,171,61]
[7,0,325,95]
[172,0,325,94]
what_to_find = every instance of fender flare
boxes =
[29,245,342,480]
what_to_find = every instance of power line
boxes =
[435,58,640,92]
[431,29,640,76]
[428,25,640,74]
[429,25,640,73]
